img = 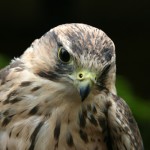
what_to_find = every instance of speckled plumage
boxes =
[0,23,144,150]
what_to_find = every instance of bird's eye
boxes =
[58,47,71,63]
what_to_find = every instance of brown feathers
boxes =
[0,23,143,150]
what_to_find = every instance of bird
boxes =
[0,23,144,150]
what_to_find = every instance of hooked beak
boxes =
[70,70,97,101]
[78,79,92,101]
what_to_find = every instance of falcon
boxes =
[0,23,144,150]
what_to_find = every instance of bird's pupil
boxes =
[60,48,70,62]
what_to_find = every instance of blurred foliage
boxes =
[116,76,150,121]
[0,54,10,68]
[0,54,149,149]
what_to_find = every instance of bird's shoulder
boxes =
[108,93,144,150]
[0,59,24,84]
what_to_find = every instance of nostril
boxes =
[79,73,83,79]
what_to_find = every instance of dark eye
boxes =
[58,47,71,63]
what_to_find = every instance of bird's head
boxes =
[21,23,116,101]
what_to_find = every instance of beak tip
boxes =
[79,85,90,101]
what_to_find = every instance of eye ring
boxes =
[58,47,71,63]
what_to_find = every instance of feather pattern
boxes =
[0,23,143,150]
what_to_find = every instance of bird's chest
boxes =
[42,115,108,150]
[43,103,109,150]
[0,91,109,150]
